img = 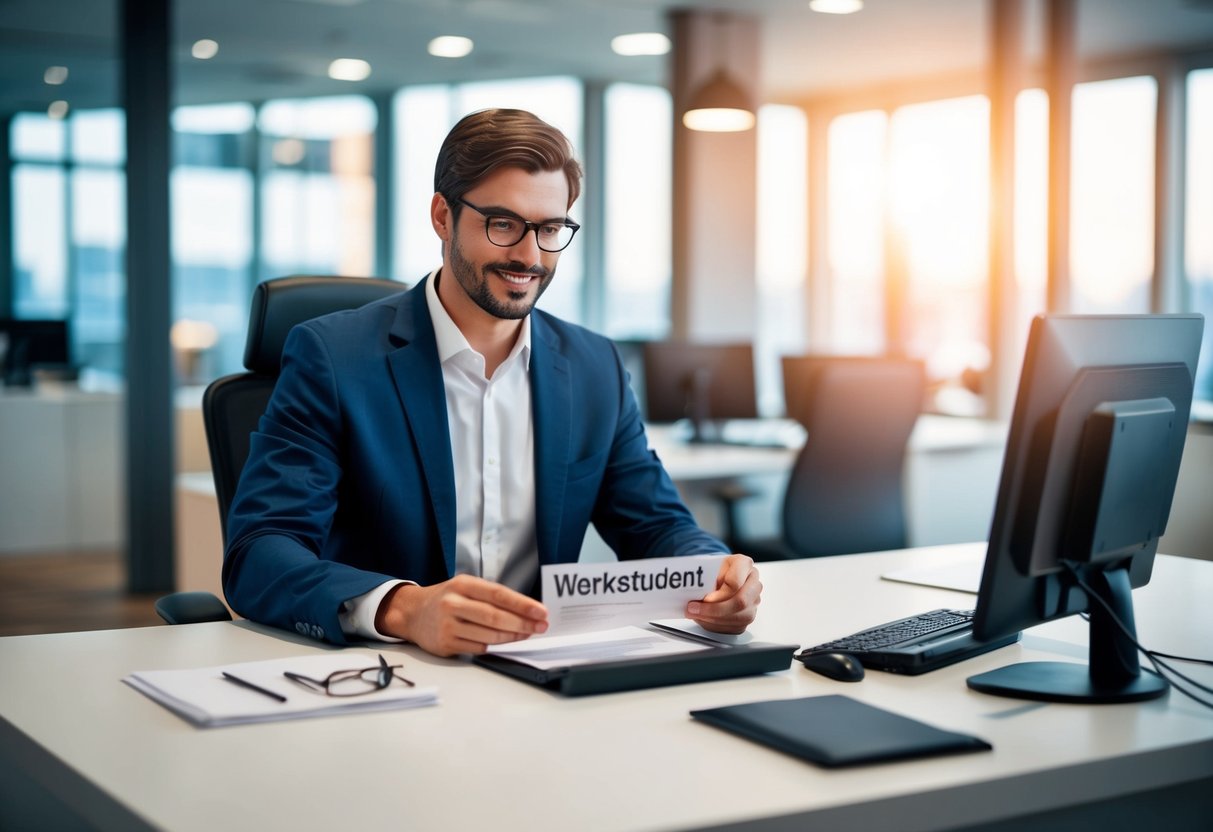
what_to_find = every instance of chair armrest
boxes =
[154,591,233,625]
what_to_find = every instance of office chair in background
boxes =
[715,356,926,560]
[154,275,406,625]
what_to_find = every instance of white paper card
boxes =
[540,554,726,635]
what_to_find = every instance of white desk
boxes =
[3,544,1211,831]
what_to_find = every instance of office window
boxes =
[259,96,376,281]
[1070,76,1156,314]
[70,108,125,165]
[604,83,672,339]
[826,110,887,354]
[12,112,66,161]
[11,114,74,320]
[1187,68,1213,402]
[392,78,585,325]
[10,110,126,375]
[756,104,808,415]
[171,104,257,381]
[394,86,453,283]
[70,167,126,375]
[889,95,990,406]
[12,164,68,319]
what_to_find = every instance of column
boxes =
[669,10,760,342]
[122,0,175,592]
[988,0,1028,419]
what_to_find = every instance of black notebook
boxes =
[690,695,991,768]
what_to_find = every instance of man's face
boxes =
[446,166,570,321]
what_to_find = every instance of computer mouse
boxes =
[798,651,865,682]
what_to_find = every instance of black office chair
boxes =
[154,275,407,625]
[715,356,926,560]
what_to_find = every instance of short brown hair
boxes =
[434,108,583,211]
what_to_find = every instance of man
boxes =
[223,108,762,657]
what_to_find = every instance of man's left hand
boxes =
[685,554,761,634]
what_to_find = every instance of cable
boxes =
[1150,651,1213,666]
[1075,612,1211,666]
[1064,564,1212,707]
[1062,562,1213,710]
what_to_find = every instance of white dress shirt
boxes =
[338,269,539,640]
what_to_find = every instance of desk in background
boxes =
[0,384,212,554]
[0,385,123,552]
[643,414,1009,549]
[3,545,1211,831]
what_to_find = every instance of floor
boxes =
[0,550,163,637]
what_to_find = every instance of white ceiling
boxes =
[1,0,1212,116]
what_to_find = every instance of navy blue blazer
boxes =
[222,278,727,644]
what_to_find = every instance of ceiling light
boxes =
[191,39,219,60]
[428,36,474,59]
[809,0,864,14]
[611,33,671,57]
[682,70,756,132]
[272,138,307,167]
[44,66,69,85]
[328,58,372,81]
[47,100,70,120]
[681,16,755,133]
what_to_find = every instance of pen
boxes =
[221,671,287,703]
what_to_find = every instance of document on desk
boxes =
[124,652,438,728]
[881,552,984,594]
[484,555,727,670]
[484,625,711,671]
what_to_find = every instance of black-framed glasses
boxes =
[457,197,580,252]
[283,653,415,697]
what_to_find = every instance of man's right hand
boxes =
[374,575,548,657]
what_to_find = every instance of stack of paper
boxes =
[124,652,438,728]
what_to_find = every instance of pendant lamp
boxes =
[681,14,755,132]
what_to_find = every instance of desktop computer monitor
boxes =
[968,313,1204,704]
[611,339,650,419]
[0,319,72,387]
[641,342,758,441]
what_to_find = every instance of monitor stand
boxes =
[684,367,717,444]
[966,567,1169,704]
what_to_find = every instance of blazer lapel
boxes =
[386,280,458,577]
[530,315,572,566]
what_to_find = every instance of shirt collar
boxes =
[425,268,531,370]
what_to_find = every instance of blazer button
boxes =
[295,622,307,634]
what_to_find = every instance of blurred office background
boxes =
[1,0,1212,633]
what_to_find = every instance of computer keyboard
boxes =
[796,609,1020,676]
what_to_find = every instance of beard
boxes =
[448,230,555,321]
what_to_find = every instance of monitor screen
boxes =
[968,313,1204,704]
[0,319,71,387]
[611,339,649,420]
[641,342,758,439]
[780,354,925,422]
